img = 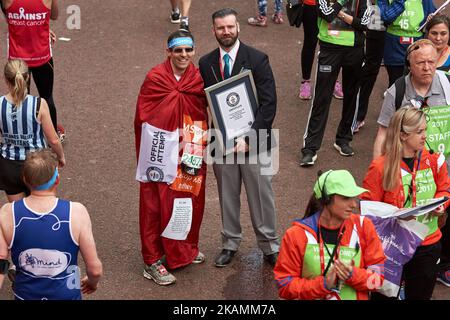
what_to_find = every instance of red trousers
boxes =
[139,178,206,269]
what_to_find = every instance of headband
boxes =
[34,167,59,191]
[168,37,194,49]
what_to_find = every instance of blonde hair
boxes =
[382,106,426,191]
[4,59,29,107]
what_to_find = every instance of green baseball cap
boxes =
[313,170,368,199]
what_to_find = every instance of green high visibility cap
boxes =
[314,170,368,199]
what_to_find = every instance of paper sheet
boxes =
[161,198,193,240]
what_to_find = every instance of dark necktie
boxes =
[223,53,231,79]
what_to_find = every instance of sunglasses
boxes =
[171,47,194,53]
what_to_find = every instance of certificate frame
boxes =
[205,70,258,155]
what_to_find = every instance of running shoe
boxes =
[271,12,284,24]
[57,124,66,143]
[248,15,268,27]
[299,81,312,100]
[143,260,176,286]
[437,270,450,287]
[170,10,181,24]
[333,80,344,99]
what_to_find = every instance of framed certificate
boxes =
[205,70,258,155]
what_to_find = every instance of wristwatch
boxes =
[0,259,10,275]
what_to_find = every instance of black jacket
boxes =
[199,41,277,154]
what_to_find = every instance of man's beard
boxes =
[216,33,238,49]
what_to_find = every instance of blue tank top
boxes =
[438,55,450,72]
[0,95,47,161]
[10,198,82,300]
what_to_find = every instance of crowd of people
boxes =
[0,0,449,300]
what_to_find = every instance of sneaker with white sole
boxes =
[437,270,450,287]
[352,120,365,133]
[143,260,176,286]
[248,15,268,27]
[170,10,181,23]
[300,151,317,167]
[192,252,205,264]
[334,142,354,156]
[57,124,66,143]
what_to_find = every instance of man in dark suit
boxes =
[199,8,280,268]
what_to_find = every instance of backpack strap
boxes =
[446,73,450,87]
[394,75,407,110]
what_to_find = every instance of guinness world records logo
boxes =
[146,166,164,182]
[226,92,240,107]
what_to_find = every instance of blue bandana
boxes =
[168,37,194,49]
[34,167,59,191]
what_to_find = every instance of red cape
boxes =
[134,59,207,159]
[134,59,208,269]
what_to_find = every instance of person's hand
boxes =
[58,157,66,168]
[325,264,338,290]
[426,13,435,23]
[81,276,98,294]
[334,259,353,281]
[431,205,445,217]
[233,138,249,153]
[50,30,57,45]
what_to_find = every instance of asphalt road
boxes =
[0,0,448,300]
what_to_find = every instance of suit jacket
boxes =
[199,41,277,154]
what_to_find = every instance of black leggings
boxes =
[28,58,57,131]
[300,4,319,80]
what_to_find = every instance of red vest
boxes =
[6,0,51,67]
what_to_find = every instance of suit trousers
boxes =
[213,155,280,255]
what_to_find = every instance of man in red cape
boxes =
[134,30,208,286]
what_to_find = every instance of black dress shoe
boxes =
[215,249,236,267]
[264,252,278,267]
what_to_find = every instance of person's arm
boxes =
[0,204,11,290]
[344,218,385,291]
[432,153,450,209]
[373,126,387,159]
[251,53,276,132]
[377,0,406,24]
[274,227,333,300]
[1,0,12,15]
[317,0,346,23]
[361,159,385,201]
[421,0,436,26]
[73,203,102,294]
[38,99,65,167]
[244,52,277,152]
[337,0,371,31]
[48,0,58,20]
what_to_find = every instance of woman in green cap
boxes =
[362,106,450,300]
[274,169,385,300]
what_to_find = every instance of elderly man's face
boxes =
[213,14,239,49]
[167,45,195,75]
[409,45,438,86]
